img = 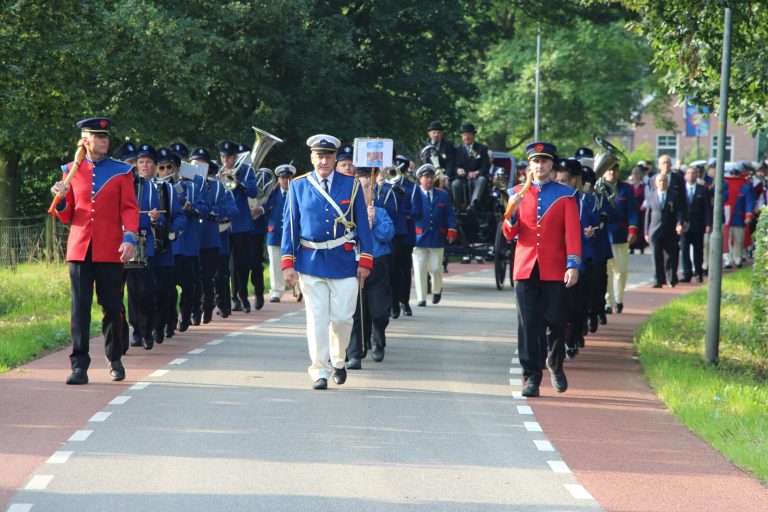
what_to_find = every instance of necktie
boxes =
[688,187,694,203]
[427,191,432,207]
[466,145,472,156]
[322,178,329,193]
[282,190,286,200]
[660,192,666,205]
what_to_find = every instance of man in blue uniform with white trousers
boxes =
[281,134,375,390]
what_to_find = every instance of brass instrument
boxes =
[420,144,446,184]
[593,135,625,206]
[249,167,278,210]
[220,126,283,193]
[125,232,148,269]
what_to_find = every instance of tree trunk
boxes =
[0,148,21,220]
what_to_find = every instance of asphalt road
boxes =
[7,256,656,512]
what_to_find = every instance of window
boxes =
[657,135,678,159]
[711,135,733,162]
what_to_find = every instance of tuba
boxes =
[219,126,283,192]
[593,135,625,205]
[246,127,283,210]
[419,144,445,183]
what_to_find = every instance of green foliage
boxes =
[636,269,768,483]
[624,141,655,167]
[613,0,768,132]
[751,206,768,336]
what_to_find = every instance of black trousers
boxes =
[153,262,176,335]
[214,253,232,314]
[68,253,124,370]
[348,258,392,360]
[388,236,412,306]
[248,233,266,298]
[126,258,155,340]
[680,230,705,278]
[230,232,251,305]
[589,259,608,316]
[652,233,680,285]
[566,263,590,348]
[199,247,219,314]
[175,255,197,323]
[450,176,487,208]
[514,264,567,383]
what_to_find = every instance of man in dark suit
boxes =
[451,122,491,212]
[680,166,712,283]
[645,173,685,287]
[422,121,456,186]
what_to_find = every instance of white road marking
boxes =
[534,440,555,451]
[516,405,533,415]
[7,504,34,512]
[109,396,131,405]
[25,475,53,490]
[88,412,111,422]
[264,318,280,323]
[564,484,594,500]
[68,430,93,442]
[511,391,527,400]
[524,421,542,432]
[283,312,298,317]
[169,358,187,365]
[129,382,150,390]
[188,348,205,355]
[244,326,261,330]
[149,369,169,377]
[226,332,242,337]
[511,357,519,364]
[509,378,523,386]
[509,367,523,375]
[514,348,519,354]
[207,339,224,345]
[47,451,73,464]
[547,460,571,474]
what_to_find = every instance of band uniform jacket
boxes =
[55,156,139,263]
[729,181,755,228]
[179,178,210,257]
[414,187,457,248]
[373,182,398,238]
[264,186,287,246]
[502,181,582,281]
[578,191,601,267]
[135,176,163,258]
[606,181,639,244]
[454,142,491,177]
[645,188,685,239]
[229,164,259,234]
[281,170,374,278]
[200,178,238,249]
[391,175,423,244]
[684,183,713,233]
[153,180,187,267]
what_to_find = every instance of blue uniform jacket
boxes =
[371,206,395,258]
[591,195,616,263]
[154,180,187,267]
[136,177,163,259]
[281,170,374,278]
[180,177,210,257]
[730,182,755,228]
[607,181,639,244]
[578,191,600,267]
[200,178,238,250]
[414,187,457,248]
[264,186,287,246]
[400,178,423,246]
[230,164,259,234]
[373,182,399,236]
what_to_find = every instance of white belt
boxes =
[300,236,347,250]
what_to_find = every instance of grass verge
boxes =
[635,268,768,483]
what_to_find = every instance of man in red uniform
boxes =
[503,142,581,397]
[51,117,139,384]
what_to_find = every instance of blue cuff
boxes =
[506,214,518,226]
[123,231,138,246]
[56,199,67,212]
[566,254,581,269]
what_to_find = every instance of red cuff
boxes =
[447,228,457,238]
[358,253,374,270]
[281,255,295,270]
[628,226,638,236]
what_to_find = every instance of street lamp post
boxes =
[534,24,541,141]
[705,7,733,364]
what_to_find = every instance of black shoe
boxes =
[313,378,328,390]
[652,283,662,288]
[737,262,743,269]
[724,264,733,270]
[432,292,441,304]
[178,318,190,332]
[332,367,347,385]
[130,332,142,347]
[587,315,598,333]
[402,303,412,316]
[461,255,471,264]
[231,299,243,312]
[203,309,213,324]
[142,337,154,350]
[550,370,568,393]
[680,276,692,283]
[191,313,201,326]
[391,304,400,319]
[417,300,427,307]
[521,381,540,397]
[371,346,385,362]
[153,331,164,345]
[597,312,607,325]
[443,264,449,273]
[164,326,175,339]
[270,296,281,303]
[346,358,362,370]
[216,307,231,318]
[696,275,703,283]
[565,346,578,360]
[242,301,251,313]
[66,368,89,385]
[616,302,623,314]
[605,306,613,315]
[577,335,585,348]
[256,295,264,310]
[108,361,125,381]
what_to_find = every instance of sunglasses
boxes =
[158,164,173,171]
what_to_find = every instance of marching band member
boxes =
[187,147,216,326]
[51,117,138,384]
[219,140,259,313]
[264,163,295,302]
[215,188,237,318]
[126,144,163,350]
[390,155,422,317]
[248,170,269,311]
[152,148,187,343]
[346,167,394,369]
[412,164,457,306]
[170,142,190,162]
[503,142,581,397]
[335,144,355,176]
[281,134,374,390]
[604,164,638,314]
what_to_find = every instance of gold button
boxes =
[326,231,330,235]
[325,219,329,223]
[536,243,539,246]
[537,233,540,237]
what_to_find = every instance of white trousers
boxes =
[299,274,358,381]
[725,226,745,265]
[607,242,629,307]
[267,244,285,296]
[412,247,444,302]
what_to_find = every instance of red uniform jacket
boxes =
[503,180,582,281]
[55,156,139,263]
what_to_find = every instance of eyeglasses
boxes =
[158,165,173,171]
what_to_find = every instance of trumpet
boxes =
[420,144,446,184]
[217,152,249,191]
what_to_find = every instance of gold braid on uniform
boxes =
[334,178,360,233]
